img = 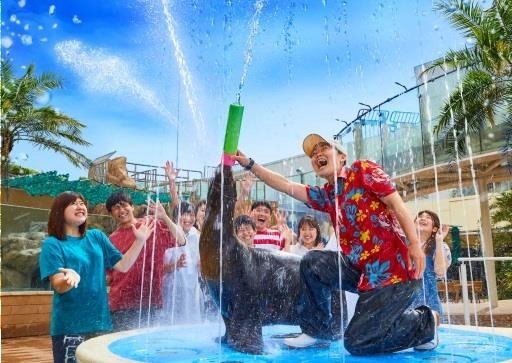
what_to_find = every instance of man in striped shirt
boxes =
[250,201,288,251]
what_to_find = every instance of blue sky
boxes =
[2,0,470,179]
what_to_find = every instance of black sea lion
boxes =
[200,165,346,354]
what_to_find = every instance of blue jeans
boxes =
[297,250,436,355]
[51,335,85,363]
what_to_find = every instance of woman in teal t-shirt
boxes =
[39,191,154,363]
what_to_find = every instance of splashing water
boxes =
[137,193,153,329]
[146,190,159,327]
[160,0,206,142]
[238,0,266,96]
[34,91,51,106]
[456,62,499,327]
[1,36,13,48]
[54,40,177,127]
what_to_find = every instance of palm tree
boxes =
[424,0,511,156]
[1,60,91,180]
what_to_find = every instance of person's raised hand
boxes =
[239,172,255,197]
[232,150,250,168]
[273,209,288,229]
[164,160,180,181]
[147,200,169,221]
[132,217,156,243]
[436,224,450,243]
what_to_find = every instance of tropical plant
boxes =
[1,60,91,180]
[491,190,512,226]
[491,190,512,299]
[424,0,512,156]
[8,163,38,177]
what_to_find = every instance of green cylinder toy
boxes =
[222,103,244,166]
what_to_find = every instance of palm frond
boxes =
[435,0,484,39]
[421,47,482,77]
[492,0,512,44]
[433,69,510,154]
[28,136,91,168]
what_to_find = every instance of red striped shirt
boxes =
[253,228,285,251]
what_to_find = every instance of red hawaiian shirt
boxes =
[306,159,413,292]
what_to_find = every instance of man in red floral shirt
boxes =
[234,133,438,355]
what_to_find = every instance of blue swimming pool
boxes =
[107,323,512,362]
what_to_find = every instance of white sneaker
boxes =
[284,333,319,348]
[414,310,439,351]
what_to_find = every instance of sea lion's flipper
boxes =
[224,315,264,354]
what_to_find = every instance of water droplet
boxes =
[433,24,439,31]
[465,37,476,45]
[72,15,82,24]
[487,132,494,139]
[38,25,43,30]
[23,24,29,31]
[1,36,13,48]
[40,37,48,43]
[49,5,56,15]
[52,23,58,29]
[9,15,17,23]
[35,92,51,106]
[18,0,26,8]
[20,34,32,45]
[17,152,29,161]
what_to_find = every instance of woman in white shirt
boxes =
[289,215,324,257]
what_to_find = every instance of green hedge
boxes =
[6,171,171,206]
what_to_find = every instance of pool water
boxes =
[108,323,512,362]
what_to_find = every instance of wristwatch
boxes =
[244,158,255,171]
